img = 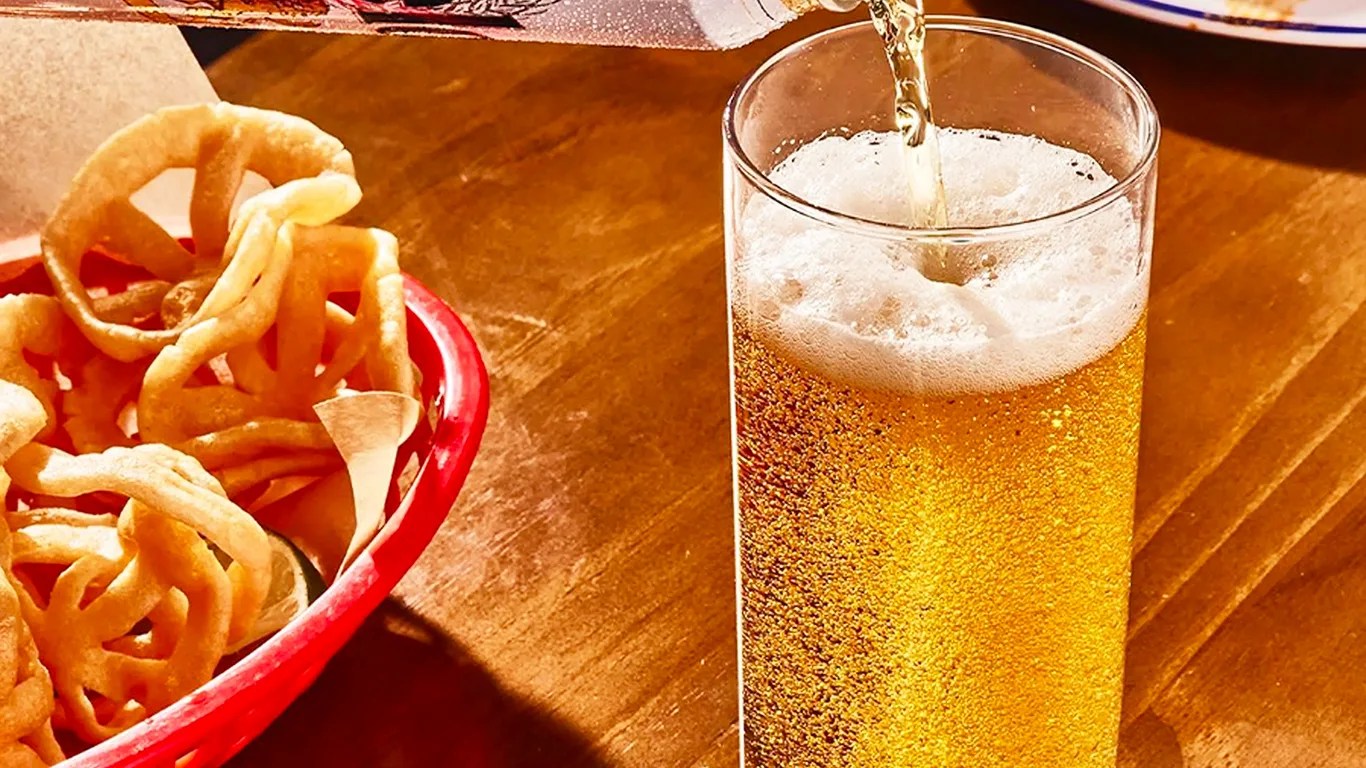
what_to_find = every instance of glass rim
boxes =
[722,15,1161,243]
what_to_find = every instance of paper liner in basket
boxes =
[0,19,218,261]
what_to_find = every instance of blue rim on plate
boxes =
[1080,0,1366,46]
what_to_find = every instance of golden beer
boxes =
[727,119,1153,766]
[733,314,1145,767]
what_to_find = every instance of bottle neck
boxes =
[702,0,859,47]
[784,0,861,13]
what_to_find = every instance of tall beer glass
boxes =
[724,17,1158,768]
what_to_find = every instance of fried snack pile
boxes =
[0,103,415,763]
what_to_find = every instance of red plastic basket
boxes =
[0,252,490,768]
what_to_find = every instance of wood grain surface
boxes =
[207,2,1366,765]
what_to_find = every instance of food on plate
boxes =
[0,102,417,763]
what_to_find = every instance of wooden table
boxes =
[209,2,1366,765]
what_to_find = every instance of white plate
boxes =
[1079,0,1366,47]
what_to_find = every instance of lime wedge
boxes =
[225,531,326,655]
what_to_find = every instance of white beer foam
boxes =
[736,128,1149,395]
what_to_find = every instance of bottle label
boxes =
[329,0,562,35]
[7,0,778,46]
[30,0,569,37]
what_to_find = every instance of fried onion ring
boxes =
[41,103,357,362]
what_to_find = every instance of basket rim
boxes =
[52,274,491,767]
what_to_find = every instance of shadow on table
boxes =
[1119,711,1187,768]
[229,600,612,768]
[966,0,1366,174]
[180,29,257,66]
